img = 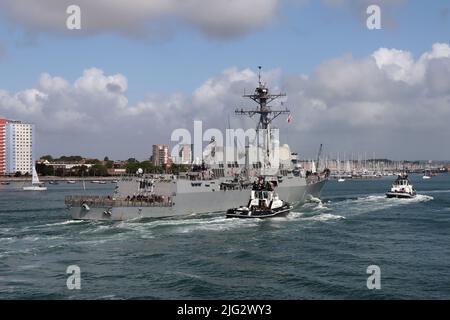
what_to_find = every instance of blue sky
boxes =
[0,0,449,160]
[1,1,448,102]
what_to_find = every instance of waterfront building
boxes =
[152,144,169,167]
[0,119,6,175]
[2,119,35,175]
[175,144,193,165]
[107,168,127,175]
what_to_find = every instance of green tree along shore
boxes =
[35,156,190,177]
[40,155,83,162]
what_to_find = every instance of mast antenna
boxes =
[235,66,289,130]
[258,66,262,86]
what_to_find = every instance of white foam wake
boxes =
[422,189,450,194]
[36,220,85,228]
[113,214,261,235]
[412,194,434,202]
[306,195,322,203]
[328,193,434,218]
[306,213,346,222]
[357,194,433,203]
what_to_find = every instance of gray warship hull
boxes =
[67,179,327,221]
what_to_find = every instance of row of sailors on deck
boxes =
[125,194,168,203]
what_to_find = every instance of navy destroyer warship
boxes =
[65,68,329,220]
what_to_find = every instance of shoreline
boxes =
[0,176,118,182]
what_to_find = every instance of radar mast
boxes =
[235,67,290,172]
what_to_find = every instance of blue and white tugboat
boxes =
[226,177,292,219]
[386,174,416,199]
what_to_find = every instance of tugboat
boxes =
[386,174,416,199]
[226,177,292,219]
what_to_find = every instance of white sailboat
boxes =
[337,153,345,182]
[23,167,47,191]
[346,160,352,174]
[310,160,317,173]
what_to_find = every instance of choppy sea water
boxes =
[0,174,449,299]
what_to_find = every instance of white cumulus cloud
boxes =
[0,0,280,40]
[1,43,449,160]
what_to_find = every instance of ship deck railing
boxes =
[65,196,173,207]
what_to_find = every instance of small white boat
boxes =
[423,169,432,179]
[67,180,77,184]
[386,174,416,199]
[91,180,107,184]
[338,178,345,183]
[23,167,47,191]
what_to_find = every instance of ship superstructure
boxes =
[66,68,329,220]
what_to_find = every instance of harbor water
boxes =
[0,174,449,299]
